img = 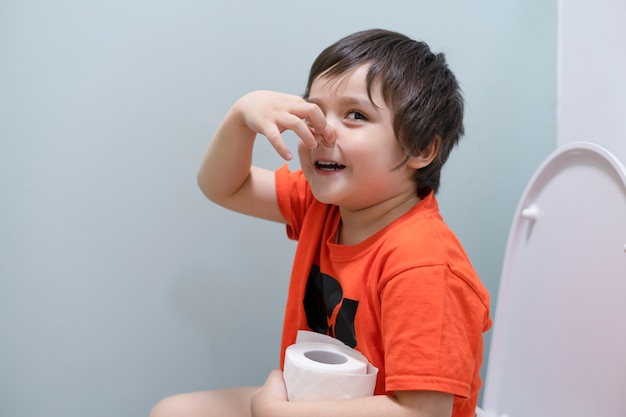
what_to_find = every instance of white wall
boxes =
[558,0,626,161]
[0,1,557,416]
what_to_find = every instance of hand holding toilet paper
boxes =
[282,330,378,401]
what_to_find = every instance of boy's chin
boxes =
[309,187,338,205]
[311,192,334,205]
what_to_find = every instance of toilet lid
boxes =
[482,142,626,417]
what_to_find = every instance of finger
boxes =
[266,369,284,383]
[301,103,334,145]
[292,121,319,150]
[312,125,336,147]
[265,370,287,399]
[319,123,336,145]
[278,113,318,151]
[262,125,293,160]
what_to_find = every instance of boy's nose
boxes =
[319,134,334,147]
[318,121,336,147]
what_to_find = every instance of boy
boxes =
[151,29,491,417]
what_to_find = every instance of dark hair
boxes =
[303,29,464,198]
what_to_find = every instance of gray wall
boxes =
[558,0,626,162]
[0,1,556,416]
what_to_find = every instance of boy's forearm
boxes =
[197,105,256,205]
[251,372,453,417]
[274,395,398,417]
[263,394,452,417]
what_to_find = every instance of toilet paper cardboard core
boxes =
[304,350,348,365]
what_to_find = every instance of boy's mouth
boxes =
[315,161,346,171]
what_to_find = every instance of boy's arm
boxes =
[251,370,454,417]
[197,90,332,222]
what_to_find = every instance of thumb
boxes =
[265,369,286,393]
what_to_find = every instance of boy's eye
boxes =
[346,110,367,121]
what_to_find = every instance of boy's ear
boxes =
[406,136,440,169]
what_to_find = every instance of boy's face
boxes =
[298,64,419,211]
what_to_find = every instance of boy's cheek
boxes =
[296,142,312,167]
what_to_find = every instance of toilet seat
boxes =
[480,142,626,417]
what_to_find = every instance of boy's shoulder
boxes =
[377,195,468,264]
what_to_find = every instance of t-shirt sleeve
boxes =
[275,164,312,241]
[379,265,488,397]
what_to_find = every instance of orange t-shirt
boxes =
[275,165,491,417]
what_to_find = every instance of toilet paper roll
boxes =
[283,331,378,401]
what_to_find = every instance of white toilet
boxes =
[477,141,626,417]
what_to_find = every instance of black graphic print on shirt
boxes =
[303,264,359,348]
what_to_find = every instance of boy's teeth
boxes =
[316,161,345,170]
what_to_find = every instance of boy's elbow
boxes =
[197,170,241,208]
[197,171,219,203]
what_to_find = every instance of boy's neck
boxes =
[336,192,421,245]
